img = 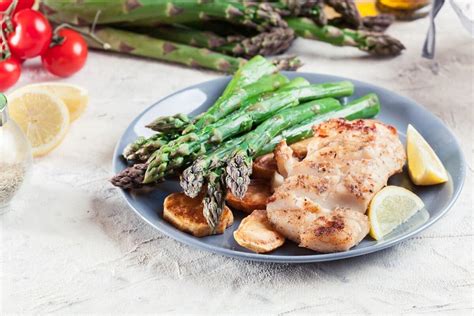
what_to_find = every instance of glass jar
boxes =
[0,93,32,208]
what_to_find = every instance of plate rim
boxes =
[112,71,466,263]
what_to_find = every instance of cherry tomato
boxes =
[0,0,35,14]
[0,0,35,31]
[7,9,52,59]
[41,29,88,78]
[0,57,21,91]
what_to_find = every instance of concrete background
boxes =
[1,4,473,315]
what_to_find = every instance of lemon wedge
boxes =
[8,89,70,157]
[407,124,448,185]
[16,83,88,121]
[368,186,425,240]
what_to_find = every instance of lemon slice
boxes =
[8,89,70,157]
[407,124,448,185]
[16,83,88,121]
[368,186,425,240]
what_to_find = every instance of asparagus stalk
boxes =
[146,113,191,134]
[360,14,395,32]
[122,132,176,162]
[217,55,279,98]
[148,73,289,133]
[180,76,311,197]
[286,17,405,57]
[88,27,301,73]
[257,93,381,156]
[88,27,246,72]
[112,92,380,191]
[110,163,148,190]
[122,73,305,165]
[324,0,362,29]
[149,55,281,134]
[205,81,340,144]
[122,55,278,162]
[203,168,226,232]
[143,81,354,184]
[188,73,290,130]
[41,0,287,31]
[225,97,342,199]
[131,25,295,58]
[268,0,327,26]
[330,14,395,33]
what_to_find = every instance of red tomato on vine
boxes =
[42,28,88,77]
[0,0,34,14]
[0,56,21,91]
[7,9,52,59]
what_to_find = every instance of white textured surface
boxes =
[1,6,473,315]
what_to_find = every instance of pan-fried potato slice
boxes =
[234,209,285,253]
[252,138,313,180]
[253,153,277,180]
[225,179,272,213]
[164,192,233,237]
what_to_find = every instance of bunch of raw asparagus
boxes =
[40,0,404,73]
[111,56,381,229]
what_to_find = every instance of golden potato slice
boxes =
[234,209,285,253]
[163,192,233,237]
[252,138,313,180]
[253,153,277,180]
[225,179,272,213]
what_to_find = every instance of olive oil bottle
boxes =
[355,0,431,20]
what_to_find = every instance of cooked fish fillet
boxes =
[267,119,406,252]
[252,138,313,180]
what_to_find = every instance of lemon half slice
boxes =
[8,89,70,157]
[407,124,448,185]
[369,186,425,240]
[16,83,88,121]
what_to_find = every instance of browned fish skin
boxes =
[267,119,406,253]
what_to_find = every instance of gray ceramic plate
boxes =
[113,72,466,263]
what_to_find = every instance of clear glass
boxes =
[0,117,32,208]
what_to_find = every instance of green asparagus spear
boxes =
[268,0,327,26]
[143,81,354,184]
[88,27,247,72]
[87,27,301,73]
[180,76,310,197]
[123,76,307,164]
[122,132,177,162]
[212,79,352,138]
[257,93,381,156]
[148,73,288,134]
[188,72,290,131]
[324,0,362,29]
[145,113,191,134]
[146,55,280,134]
[41,0,287,31]
[286,17,405,57]
[225,97,342,199]
[128,25,295,58]
[203,168,226,231]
